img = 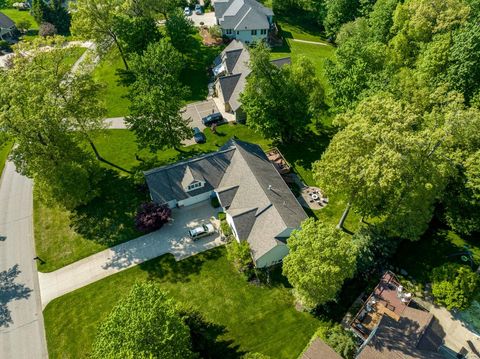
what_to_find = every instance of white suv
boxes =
[188,223,215,240]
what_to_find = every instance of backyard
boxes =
[43,248,322,359]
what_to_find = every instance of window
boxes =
[226,29,232,35]
[251,29,257,35]
[186,181,204,191]
[261,29,267,35]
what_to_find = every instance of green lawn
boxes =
[92,48,130,118]
[0,141,13,178]
[44,248,321,359]
[0,9,38,39]
[92,37,223,118]
[63,47,87,68]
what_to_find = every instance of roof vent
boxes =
[268,185,272,190]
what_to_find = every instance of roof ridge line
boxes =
[234,6,252,30]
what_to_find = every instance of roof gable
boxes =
[0,12,15,29]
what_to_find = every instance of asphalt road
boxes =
[0,162,47,359]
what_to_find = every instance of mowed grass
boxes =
[35,124,272,272]
[44,248,321,359]
[0,141,13,178]
[92,47,130,118]
[0,9,38,40]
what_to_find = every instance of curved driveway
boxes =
[0,162,47,359]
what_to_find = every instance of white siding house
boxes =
[214,0,274,44]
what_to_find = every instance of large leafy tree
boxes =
[0,41,106,208]
[241,42,324,142]
[165,10,196,54]
[91,282,195,359]
[313,94,452,238]
[282,218,357,308]
[72,0,130,69]
[112,14,161,56]
[323,0,360,39]
[126,40,191,152]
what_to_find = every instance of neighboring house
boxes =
[212,39,290,122]
[301,338,342,359]
[144,139,308,268]
[351,272,445,359]
[213,0,274,44]
[0,13,16,41]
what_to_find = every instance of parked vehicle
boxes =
[193,127,206,144]
[189,223,215,240]
[202,112,223,126]
[184,6,192,16]
[195,4,203,14]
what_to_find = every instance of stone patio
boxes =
[297,186,329,210]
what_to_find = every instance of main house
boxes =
[144,139,308,268]
[0,12,16,41]
[213,39,291,122]
[213,0,274,44]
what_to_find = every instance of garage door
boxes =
[178,191,212,207]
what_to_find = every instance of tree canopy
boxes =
[126,40,192,152]
[91,282,195,358]
[282,218,357,308]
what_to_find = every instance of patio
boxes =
[297,186,329,210]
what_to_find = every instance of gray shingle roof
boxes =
[0,12,15,30]
[218,74,242,103]
[145,139,308,263]
[216,0,273,31]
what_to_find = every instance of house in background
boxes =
[213,0,274,44]
[0,13,16,41]
[351,272,445,359]
[144,139,307,268]
[212,40,290,122]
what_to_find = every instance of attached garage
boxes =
[177,191,213,207]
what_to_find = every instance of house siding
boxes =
[255,244,289,268]
[222,28,269,43]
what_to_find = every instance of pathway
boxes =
[0,162,47,359]
[291,38,329,46]
[38,201,224,308]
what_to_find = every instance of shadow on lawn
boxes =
[140,249,223,284]
[70,170,148,246]
[184,310,246,359]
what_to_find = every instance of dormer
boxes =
[182,165,205,192]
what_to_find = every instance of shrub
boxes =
[220,220,232,236]
[0,40,11,52]
[16,19,31,33]
[324,324,357,359]
[211,195,220,208]
[226,239,253,276]
[209,25,222,38]
[39,22,57,37]
[431,263,479,310]
[135,202,171,233]
[217,212,226,220]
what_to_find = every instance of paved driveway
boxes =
[181,99,220,145]
[38,201,223,308]
[189,11,217,27]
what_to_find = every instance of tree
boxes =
[241,43,325,142]
[112,14,161,55]
[226,239,253,276]
[126,40,192,152]
[431,263,479,310]
[91,282,195,359]
[282,218,357,308]
[0,42,106,208]
[313,94,453,239]
[165,10,196,53]
[135,202,171,233]
[32,0,71,35]
[39,22,57,37]
[323,0,360,39]
[368,0,402,43]
[32,0,49,24]
[71,0,131,69]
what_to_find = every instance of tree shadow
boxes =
[182,309,246,359]
[0,265,32,328]
[69,170,148,246]
[139,249,223,284]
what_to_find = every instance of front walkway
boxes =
[38,201,224,308]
